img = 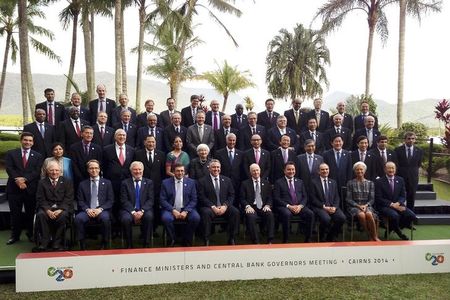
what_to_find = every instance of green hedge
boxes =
[0,132,20,141]
[0,141,21,159]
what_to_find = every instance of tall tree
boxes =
[199,60,255,112]
[266,23,330,101]
[18,0,29,125]
[314,0,395,97]
[114,0,122,100]
[134,0,147,112]
[396,0,441,128]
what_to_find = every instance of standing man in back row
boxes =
[35,88,65,128]
[89,84,116,127]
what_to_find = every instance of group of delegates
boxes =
[4,86,422,251]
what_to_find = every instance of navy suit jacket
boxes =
[214,127,238,151]
[23,122,55,157]
[112,106,137,125]
[5,148,43,195]
[284,109,308,134]
[77,177,114,211]
[230,113,247,129]
[240,178,273,208]
[136,126,164,151]
[205,111,225,129]
[329,113,353,132]
[214,147,243,189]
[102,144,135,184]
[120,177,154,213]
[257,110,280,131]
[273,177,308,207]
[69,142,103,183]
[89,98,117,126]
[266,126,299,152]
[180,106,196,128]
[354,113,379,132]
[368,148,398,180]
[243,148,271,180]
[58,118,89,150]
[159,110,180,129]
[299,131,326,154]
[136,111,162,128]
[296,153,323,190]
[270,148,297,183]
[197,175,235,208]
[113,122,138,147]
[64,106,90,124]
[163,124,187,152]
[306,109,330,132]
[395,144,423,185]
[159,177,197,213]
[375,175,406,209]
[352,128,380,150]
[92,124,114,148]
[322,149,352,190]
[310,177,340,209]
[237,124,266,151]
[134,148,166,198]
[324,127,352,151]
[35,101,65,127]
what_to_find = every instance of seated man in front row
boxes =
[198,159,240,246]
[120,161,154,248]
[375,161,417,240]
[160,163,200,246]
[35,161,73,251]
[75,159,114,250]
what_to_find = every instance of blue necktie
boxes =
[135,180,141,211]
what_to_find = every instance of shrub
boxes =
[0,132,20,141]
[397,122,428,142]
[0,141,21,159]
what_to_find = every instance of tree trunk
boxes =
[120,6,127,95]
[135,1,145,112]
[25,50,36,116]
[18,0,29,125]
[397,0,406,129]
[0,32,12,110]
[90,10,95,89]
[222,91,229,112]
[170,81,179,108]
[65,10,79,102]
[82,10,95,102]
[365,24,375,97]
[115,0,122,101]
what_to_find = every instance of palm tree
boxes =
[396,0,441,128]
[314,0,395,97]
[198,60,255,112]
[18,0,29,124]
[266,24,330,101]
[115,0,122,100]
[134,0,147,112]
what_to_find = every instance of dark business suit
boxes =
[134,149,166,202]
[64,106,90,124]
[136,111,161,128]
[274,177,315,242]
[92,124,114,149]
[69,142,103,187]
[180,105,197,128]
[243,148,271,181]
[112,106,138,125]
[205,111,225,130]
[214,147,243,207]
[186,123,215,157]
[23,122,55,157]
[368,148,398,181]
[270,148,297,183]
[214,127,238,152]
[237,124,266,151]
[329,113,353,133]
[299,131,326,155]
[230,113,247,129]
[354,113,379,132]
[113,122,138,147]
[284,109,307,134]
[163,125,187,152]
[266,127,299,152]
[58,118,89,150]
[306,109,330,133]
[240,178,274,243]
[35,177,73,248]
[322,149,353,193]
[310,177,346,241]
[5,148,43,240]
[257,110,280,131]
[75,178,114,244]
[119,177,154,247]
[375,176,417,234]
[89,98,117,126]
[296,153,323,192]
[323,127,352,151]
[352,128,380,150]
[350,150,374,179]
[159,177,200,245]
[159,110,179,129]
[197,175,239,243]
[35,101,65,127]
[395,145,423,211]
[136,126,164,151]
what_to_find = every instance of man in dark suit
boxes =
[119,161,154,248]
[214,133,243,208]
[136,99,161,128]
[111,93,137,125]
[92,111,115,149]
[375,162,417,240]
[257,98,280,131]
[352,115,380,150]
[180,94,200,128]
[322,134,353,192]
[296,139,323,192]
[159,97,179,129]
[163,112,187,151]
[266,115,299,152]
[35,88,65,127]
[136,113,164,150]
[214,114,238,151]
[329,101,353,133]
[354,101,379,132]
[5,132,43,245]
[69,125,103,189]
[240,164,274,244]
[58,106,89,150]
[324,114,352,151]
[23,109,55,157]
[243,134,271,181]
[284,98,308,135]
[270,135,297,183]
[75,160,114,250]
[113,109,138,147]
[186,110,215,157]
[205,99,225,130]
[237,111,266,151]
[274,161,315,243]
[160,164,200,246]
[89,84,117,126]
[350,136,374,178]
[368,135,398,180]
[306,98,330,133]
[299,118,326,155]
[395,132,423,211]
[64,92,90,124]
[35,161,73,251]
[310,163,346,242]
[230,103,247,129]
[197,159,240,246]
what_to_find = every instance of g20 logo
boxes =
[47,266,74,282]
[425,253,445,266]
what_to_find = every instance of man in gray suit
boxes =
[186,110,215,157]
[296,139,323,192]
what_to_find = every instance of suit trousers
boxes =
[379,206,416,233]
[161,209,200,245]
[276,206,314,242]
[244,207,274,243]
[312,208,346,241]
[74,210,111,242]
[35,208,69,248]
[119,209,154,248]
[199,206,240,241]
[8,192,36,239]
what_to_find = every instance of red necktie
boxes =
[119,146,125,166]
[100,126,105,139]
[213,113,218,130]
[22,149,28,168]
[48,103,54,125]
[75,120,81,137]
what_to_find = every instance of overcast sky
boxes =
[4,0,449,106]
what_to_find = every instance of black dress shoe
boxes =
[32,245,47,253]
[228,239,236,245]
[204,239,210,247]
[397,232,409,240]
[6,237,19,245]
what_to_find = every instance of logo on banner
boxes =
[425,253,445,266]
[47,266,74,282]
